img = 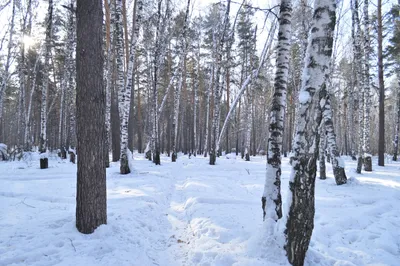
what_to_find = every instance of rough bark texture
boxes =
[75,0,107,234]
[262,0,291,222]
[285,0,337,265]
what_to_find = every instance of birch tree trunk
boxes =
[261,0,291,222]
[171,0,191,162]
[393,80,400,161]
[203,68,212,157]
[321,84,347,185]
[119,0,142,174]
[351,0,364,173]
[285,1,338,264]
[244,89,253,161]
[319,124,326,180]
[39,0,53,169]
[363,0,372,171]
[64,3,76,163]
[104,0,113,167]
[0,0,16,140]
[210,0,231,165]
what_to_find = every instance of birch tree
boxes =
[362,0,372,171]
[351,0,364,174]
[284,1,340,265]
[39,0,53,169]
[119,0,143,174]
[262,0,291,222]
[0,0,16,140]
[172,0,191,162]
[210,0,230,165]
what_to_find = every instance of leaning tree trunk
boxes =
[321,84,347,185]
[362,0,372,171]
[285,0,337,265]
[75,0,107,234]
[39,0,53,169]
[261,0,291,222]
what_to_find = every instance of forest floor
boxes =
[0,152,400,266]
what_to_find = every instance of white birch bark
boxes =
[351,0,364,173]
[203,68,213,157]
[261,0,291,222]
[320,84,347,184]
[171,0,191,162]
[119,0,142,174]
[209,0,231,165]
[362,0,372,171]
[285,0,339,264]
[0,0,16,127]
[39,0,53,162]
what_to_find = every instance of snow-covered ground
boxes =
[1,152,399,266]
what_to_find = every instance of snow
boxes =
[298,90,310,104]
[1,154,400,265]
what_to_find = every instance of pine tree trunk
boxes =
[76,0,107,234]
[262,0,291,222]
[285,1,337,264]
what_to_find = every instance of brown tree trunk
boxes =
[76,0,107,234]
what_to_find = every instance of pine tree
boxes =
[75,0,107,234]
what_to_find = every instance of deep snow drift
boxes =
[0,152,399,266]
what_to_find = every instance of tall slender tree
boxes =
[377,0,385,166]
[262,0,291,222]
[39,0,53,169]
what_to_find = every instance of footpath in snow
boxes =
[0,152,400,266]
